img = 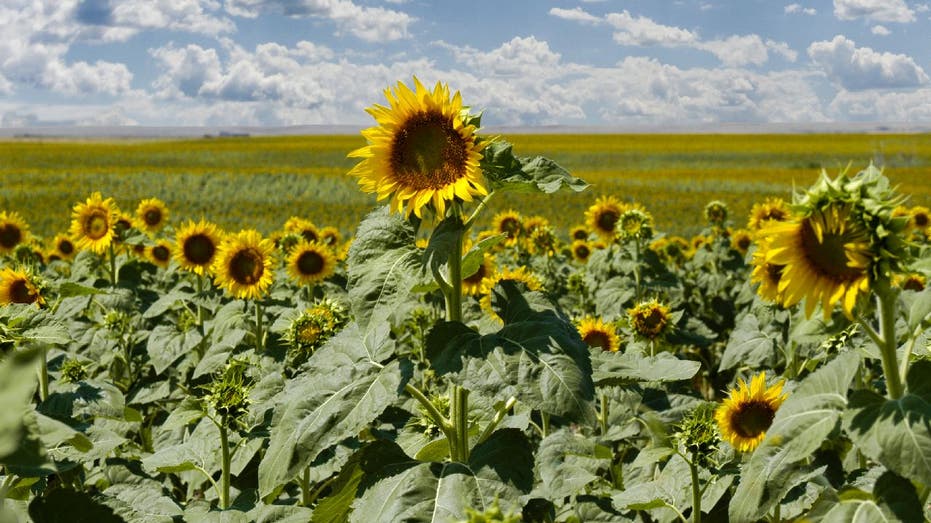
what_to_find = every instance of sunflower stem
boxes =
[254,301,265,353]
[689,455,702,523]
[770,500,780,523]
[195,273,205,327]
[219,415,231,510]
[108,243,117,287]
[405,383,456,456]
[299,466,311,507]
[876,285,904,400]
[476,396,517,445]
[633,240,642,302]
[453,385,470,462]
[599,392,609,436]
[463,190,496,231]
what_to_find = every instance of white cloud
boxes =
[827,88,931,120]
[833,0,915,23]
[224,0,414,41]
[699,35,770,66]
[871,25,891,35]
[42,60,133,95]
[548,7,603,25]
[807,35,928,90]
[605,10,699,46]
[785,4,817,15]
[436,36,563,76]
[110,0,235,37]
[917,4,930,13]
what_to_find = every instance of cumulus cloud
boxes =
[871,25,890,35]
[827,88,931,121]
[605,10,699,46]
[785,4,817,15]
[833,0,915,23]
[224,0,414,41]
[807,35,928,90]
[548,7,603,25]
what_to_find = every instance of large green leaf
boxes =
[843,360,931,485]
[719,314,780,371]
[591,351,700,387]
[28,488,122,523]
[0,349,39,460]
[427,284,595,423]
[347,206,423,336]
[146,324,204,376]
[535,428,612,500]
[258,324,402,498]
[421,216,464,288]
[98,482,184,523]
[729,351,860,522]
[481,141,588,194]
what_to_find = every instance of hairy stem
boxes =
[219,417,231,510]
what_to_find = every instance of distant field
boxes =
[3,134,930,239]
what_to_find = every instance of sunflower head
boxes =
[750,240,786,304]
[895,273,926,292]
[676,402,719,467]
[525,225,559,257]
[52,234,77,261]
[319,226,342,247]
[570,240,593,263]
[748,197,790,231]
[284,217,321,244]
[704,200,729,227]
[479,266,543,323]
[135,198,169,233]
[569,225,590,242]
[627,299,673,340]
[715,372,787,453]
[730,228,753,256]
[462,253,495,296]
[0,211,30,255]
[286,299,349,365]
[175,220,223,275]
[586,196,627,240]
[618,208,654,242]
[348,77,488,219]
[0,267,45,306]
[212,230,275,300]
[147,240,173,268]
[286,240,337,286]
[59,359,89,384]
[69,192,118,255]
[523,215,550,236]
[204,358,254,429]
[576,316,621,352]
[492,210,523,244]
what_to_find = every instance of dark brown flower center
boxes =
[633,307,668,338]
[572,228,588,240]
[766,263,784,285]
[229,248,264,284]
[574,244,591,260]
[736,235,752,251]
[498,217,521,238]
[296,250,325,276]
[596,209,619,233]
[914,212,930,228]
[9,278,37,304]
[183,234,216,265]
[583,330,612,351]
[904,275,925,292]
[58,238,75,255]
[144,209,163,226]
[389,111,469,190]
[799,217,867,282]
[731,400,776,439]
[83,211,110,240]
[301,229,319,243]
[0,223,22,249]
[152,245,170,262]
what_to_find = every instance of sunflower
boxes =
[586,196,626,240]
[747,197,790,231]
[762,204,872,320]
[135,198,169,233]
[895,273,926,292]
[52,234,77,261]
[576,316,620,352]
[704,200,729,227]
[348,77,488,219]
[492,210,523,245]
[212,230,275,300]
[570,240,593,263]
[523,216,550,236]
[0,211,30,255]
[0,267,44,306]
[618,208,653,241]
[286,241,336,285]
[627,299,673,340]
[730,229,753,256]
[462,253,495,296]
[175,220,223,275]
[70,192,118,254]
[113,213,134,243]
[909,205,930,236]
[283,217,320,244]
[319,226,342,247]
[715,372,787,453]
[147,240,173,268]
[525,226,558,257]
[479,266,543,322]
[569,225,590,242]
[750,240,786,304]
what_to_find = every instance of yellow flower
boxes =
[576,316,620,352]
[627,299,673,340]
[763,204,872,320]
[0,267,44,306]
[730,228,753,256]
[212,230,275,300]
[479,266,543,322]
[319,226,342,247]
[174,220,223,275]
[69,192,118,254]
[570,240,593,263]
[492,210,523,245]
[283,217,321,244]
[909,205,930,235]
[747,197,790,231]
[52,234,77,261]
[750,239,786,304]
[895,273,926,292]
[286,241,336,286]
[585,196,627,240]
[147,240,173,268]
[348,77,487,219]
[715,372,787,453]
[135,198,169,233]
[0,211,30,255]
[462,253,495,296]
[569,225,590,242]
[523,215,550,236]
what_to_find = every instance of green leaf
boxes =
[347,206,423,337]
[873,470,925,522]
[422,216,464,287]
[56,282,106,298]
[0,349,39,460]
[481,141,588,194]
[312,449,366,523]
[821,499,892,522]
[461,234,505,280]
[258,325,403,498]
[99,482,184,523]
[591,351,700,387]
[41,379,127,422]
[20,323,70,345]
[730,351,860,522]
[843,360,931,485]
[719,314,779,371]
[535,428,611,500]
[28,488,123,523]
[146,324,204,376]
[905,287,931,330]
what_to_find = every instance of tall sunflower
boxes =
[0,211,30,255]
[212,230,275,300]
[763,204,872,320]
[576,316,620,352]
[586,196,626,240]
[715,372,787,453]
[0,267,44,306]
[286,241,336,285]
[136,198,169,233]
[175,220,223,275]
[70,192,118,254]
[348,77,487,219]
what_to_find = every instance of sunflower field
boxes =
[2,78,931,523]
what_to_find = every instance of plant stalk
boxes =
[599,392,609,436]
[876,286,904,400]
[219,416,231,510]
[254,301,265,352]
[689,457,701,523]
[108,243,117,287]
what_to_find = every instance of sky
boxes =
[1,0,930,127]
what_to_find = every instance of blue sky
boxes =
[1,0,930,127]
